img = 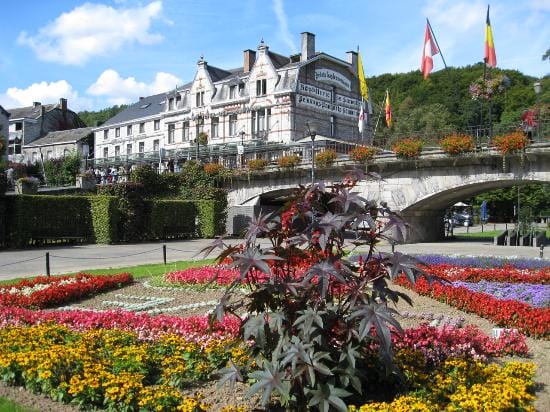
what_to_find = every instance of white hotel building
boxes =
[94,32,369,169]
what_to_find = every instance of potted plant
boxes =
[277,154,301,170]
[439,133,474,155]
[315,149,337,168]
[248,159,268,171]
[392,138,423,159]
[15,177,39,194]
[76,171,97,190]
[492,131,528,155]
[349,146,378,163]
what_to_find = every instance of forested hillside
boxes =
[367,63,549,139]
[78,104,127,127]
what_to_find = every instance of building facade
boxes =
[7,98,86,163]
[22,127,93,165]
[94,32,369,169]
[0,106,9,162]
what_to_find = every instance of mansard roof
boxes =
[0,105,9,117]
[101,93,167,127]
[25,127,93,147]
[7,104,57,120]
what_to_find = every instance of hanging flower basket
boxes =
[439,133,474,155]
[392,138,423,159]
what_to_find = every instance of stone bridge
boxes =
[225,143,550,242]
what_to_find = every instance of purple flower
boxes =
[452,280,550,308]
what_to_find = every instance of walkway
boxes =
[0,237,548,281]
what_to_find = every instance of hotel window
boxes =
[115,127,120,137]
[196,117,204,137]
[256,79,267,96]
[115,146,120,157]
[103,147,108,158]
[15,122,22,131]
[139,123,145,133]
[168,98,174,111]
[229,85,236,99]
[127,125,132,136]
[176,95,182,107]
[103,130,108,139]
[154,120,160,131]
[238,83,244,95]
[211,117,219,139]
[182,122,189,141]
[168,124,175,144]
[228,114,237,136]
[126,144,132,155]
[138,142,145,157]
[195,91,204,107]
[153,139,159,152]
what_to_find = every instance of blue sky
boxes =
[0,0,548,111]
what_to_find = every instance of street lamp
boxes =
[194,138,199,161]
[534,81,542,141]
[240,130,246,168]
[307,122,317,184]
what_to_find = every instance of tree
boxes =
[78,105,128,127]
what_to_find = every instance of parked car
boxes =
[452,212,473,227]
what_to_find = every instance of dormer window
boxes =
[195,92,205,107]
[238,83,245,95]
[256,79,267,96]
[229,85,236,99]
[176,95,182,107]
[168,98,174,111]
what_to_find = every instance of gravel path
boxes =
[1,279,548,411]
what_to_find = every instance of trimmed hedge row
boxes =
[4,195,119,248]
[1,194,226,248]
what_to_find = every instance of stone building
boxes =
[7,98,86,163]
[0,106,9,162]
[22,127,93,165]
[94,32,369,168]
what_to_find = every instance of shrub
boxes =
[195,199,226,237]
[277,154,301,169]
[211,175,428,410]
[198,132,208,146]
[248,159,268,171]
[349,146,378,162]
[0,172,7,196]
[148,200,196,239]
[98,183,147,242]
[203,162,224,175]
[439,133,474,155]
[43,152,81,185]
[130,164,162,196]
[492,131,528,155]
[393,138,423,159]
[88,196,119,244]
[315,149,337,168]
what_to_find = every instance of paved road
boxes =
[0,237,548,281]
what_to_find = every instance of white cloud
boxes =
[0,80,92,111]
[272,0,297,53]
[17,1,164,65]
[87,69,182,105]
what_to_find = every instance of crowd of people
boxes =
[92,166,129,185]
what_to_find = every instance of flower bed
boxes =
[0,273,133,309]
[165,265,239,286]
[414,254,550,270]
[396,276,550,338]
[0,306,239,344]
[423,263,550,284]
[452,280,550,308]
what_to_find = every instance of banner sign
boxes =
[297,94,359,118]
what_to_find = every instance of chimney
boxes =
[139,97,145,101]
[346,51,358,74]
[59,98,67,113]
[33,101,41,108]
[301,32,315,62]
[243,49,256,73]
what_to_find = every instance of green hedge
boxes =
[4,195,120,247]
[98,183,146,242]
[89,196,120,244]
[195,200,226,238]
[147,200,196,239]
[6,195,92,248]
[0,199,6,248]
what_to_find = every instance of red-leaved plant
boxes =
[202,172,432,410]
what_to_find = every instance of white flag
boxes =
[358,101,365,134]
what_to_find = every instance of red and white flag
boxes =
[421,21,439,79]
[358,100,365,134]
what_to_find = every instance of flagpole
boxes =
[426,18,447,69]
[373,95,386,137]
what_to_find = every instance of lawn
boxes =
[0,397,36,412]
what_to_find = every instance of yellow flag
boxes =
[358,51,369,101]
[385,90,392,128]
